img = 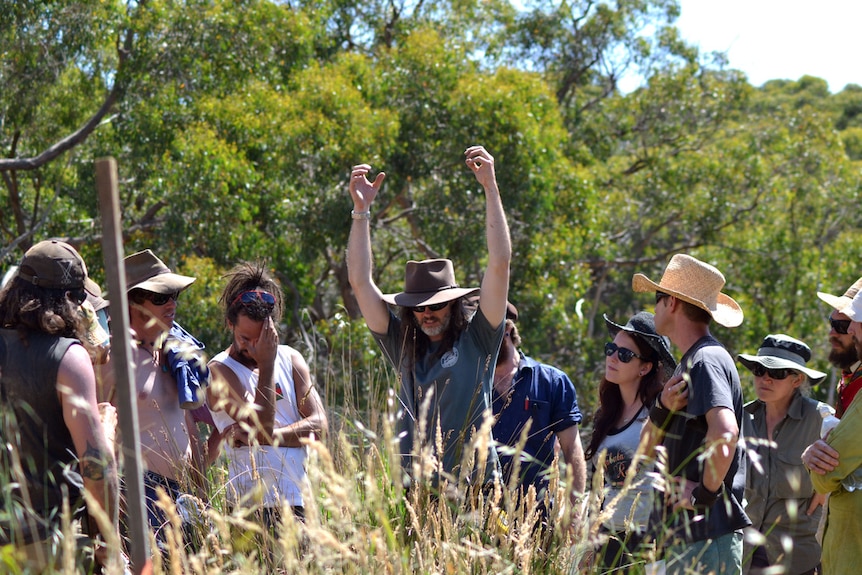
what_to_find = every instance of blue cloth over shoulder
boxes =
[165,322,210,410]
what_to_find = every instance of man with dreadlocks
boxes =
[206,261,327,530]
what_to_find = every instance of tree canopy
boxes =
[2,0,861,411]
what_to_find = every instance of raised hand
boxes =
[465,145,496,190]
[349,164,386,211]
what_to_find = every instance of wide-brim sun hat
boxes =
[737,333,826,384]
[818,276,862,312]
[604,311,677,379]
[381,258,479,308]
[125,249,196,294]
[632,253,743,328]
[841,290,862,323]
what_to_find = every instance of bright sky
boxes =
[673,0,862,93]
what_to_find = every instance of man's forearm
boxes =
[484,182,511,270]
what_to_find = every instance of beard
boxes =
[420,313,451,338]
[830,338,860,370]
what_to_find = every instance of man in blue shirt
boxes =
[490,302,586,520]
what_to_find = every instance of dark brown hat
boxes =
[381,259,479,308]
[17,240,87,290]
[604,311,677,379]
[125,249,195,294]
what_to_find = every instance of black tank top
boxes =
[0,329,81,544]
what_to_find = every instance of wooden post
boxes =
[95,157,151,573]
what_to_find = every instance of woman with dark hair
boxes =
[585,311,676,573]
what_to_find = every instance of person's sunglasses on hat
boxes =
[604,341,644,363]
[412,301,449,314]
[231,289,276,308]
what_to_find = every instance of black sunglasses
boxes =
[413,301,449,313]
[231,290,276,308]
[605,341,644,363]
[655,291,670,305]
[830,317,851,335]
[144,291,179,306]
[751,364,795,380]
[66,288,87,306]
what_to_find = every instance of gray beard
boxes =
[420,314,450,338]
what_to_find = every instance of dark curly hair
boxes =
[0,277,91,346]
[219,261,284,327]
[584,333,665,460]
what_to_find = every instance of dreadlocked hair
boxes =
[219,260,285,326]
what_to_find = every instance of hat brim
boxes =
[382,286,479,308]
[632,273,744,328]
[129,273,196,294]
[818,292,851,312]
[604,314,677,378]
[737,354,827,383]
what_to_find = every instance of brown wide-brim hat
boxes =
[818,276,862,312]
[125,249,196,294]
[381,258,479,308]
[632,254,744,328]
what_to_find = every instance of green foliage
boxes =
[4,0,862,426]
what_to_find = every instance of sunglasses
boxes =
[655,291,670,305]
[143,291,179,306]
[605,341,644,363]
[750,364,795,380]
[231,290,276,308]
[66,288,87,306]
[830,317,851,335]
[412,301,449,313]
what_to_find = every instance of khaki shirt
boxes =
[743,392,829,575]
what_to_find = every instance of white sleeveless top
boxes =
[593,405,656,532]
[210,346,308,507]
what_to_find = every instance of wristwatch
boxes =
[690,482,723,509]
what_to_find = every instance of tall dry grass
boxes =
[1,317,735,574]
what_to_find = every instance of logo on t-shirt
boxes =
[441,347,459,368]
[275,381,285,401]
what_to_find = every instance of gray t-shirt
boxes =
[374,308,504,484]
[653,335,750,542]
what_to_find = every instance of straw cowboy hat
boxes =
[381,259,479,308]
[632,254,743,328]
[125,249,196,294]
[817,276,862,312]
[604,311,677,379]
[841,290,862,322]
[737,334,827,383]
